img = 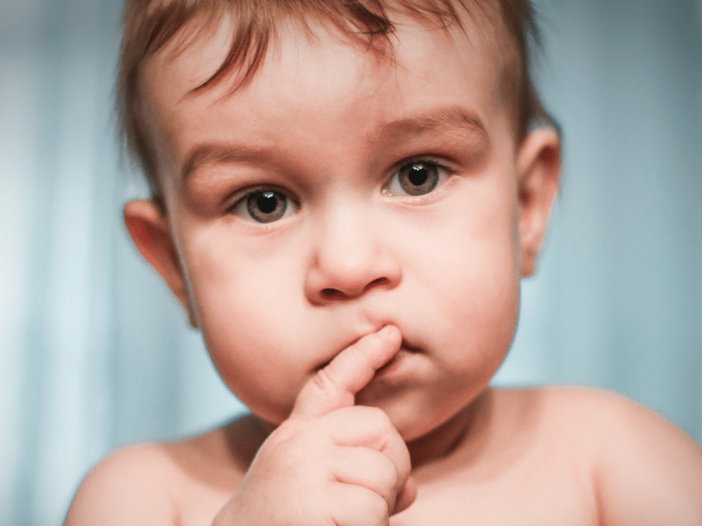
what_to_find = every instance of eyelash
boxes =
[382,157,454,201]
[225,157,453,223]
[226,185,298,225]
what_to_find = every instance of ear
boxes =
[124,200,199,327]
[516,128,561,277]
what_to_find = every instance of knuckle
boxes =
[364,406,392,428]
[365,492,390,525]
[311,368,346,403]
[347,488,388,526]
[313,368,335,391]
[377,455,401,491]
[297,370,342,413]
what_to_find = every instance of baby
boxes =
[65,0,702,524]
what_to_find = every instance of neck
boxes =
[244,387,495,470]
[406,387,494,469]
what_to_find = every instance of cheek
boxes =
[418,180,521,367]
[433,245,520,368]
[180,227,313,423]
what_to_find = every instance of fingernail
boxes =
[379,325,396,338]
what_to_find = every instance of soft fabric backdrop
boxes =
[0,0,700,524]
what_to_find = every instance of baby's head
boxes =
[120,0,561,440]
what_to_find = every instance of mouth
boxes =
[315,333,421,377]
[373,339,421,379]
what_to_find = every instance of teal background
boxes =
[0,0,700,524]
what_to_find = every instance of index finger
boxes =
[291,325,402,420]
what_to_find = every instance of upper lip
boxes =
[314,328,422,372]
[400,337,421,353]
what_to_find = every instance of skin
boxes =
[65,10,702,526]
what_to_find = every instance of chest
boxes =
[174,458,599,526]
[392,455,599,526]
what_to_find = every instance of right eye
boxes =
[229,189,297,223]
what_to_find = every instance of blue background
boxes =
[0,0,700,524]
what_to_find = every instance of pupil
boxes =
[397,161,439,196]
[257,192,277,214]
[247,190,288,223]
[409,165,428,186]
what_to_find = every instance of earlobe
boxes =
[123,200,199,327]
[517,128,561,277]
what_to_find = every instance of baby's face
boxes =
[135,13,556,440]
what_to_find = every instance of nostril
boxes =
[320,278,388,301]
[321,288,346,300]
[363,277,389,293]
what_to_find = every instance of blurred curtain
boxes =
[496,0,702,434]
[0,1,245,524]
[0,0,700,524]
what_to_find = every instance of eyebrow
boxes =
[181,106,487,180]
[377,106,488,143]
[182,143,284,181]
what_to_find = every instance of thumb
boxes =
[291,325,402,420]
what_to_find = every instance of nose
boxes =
[304,206,401,305]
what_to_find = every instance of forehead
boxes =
[140,2,509,89]
[139,10,510,183]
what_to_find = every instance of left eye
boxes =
[383,161,448,197]
[229,189,297,223]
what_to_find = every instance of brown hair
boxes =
[118,0,555,205]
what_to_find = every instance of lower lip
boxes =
[373,347,416,379]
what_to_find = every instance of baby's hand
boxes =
[213,326,416,526]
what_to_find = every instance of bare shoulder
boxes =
[527,386,702,524]
[65,415,262,526]
[535,386,702,454]
[64,442,182,526]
